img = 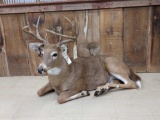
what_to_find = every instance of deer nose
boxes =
[37,67,44,74]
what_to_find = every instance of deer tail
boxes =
[129,69,142,89]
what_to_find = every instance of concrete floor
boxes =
[0,73,160,120]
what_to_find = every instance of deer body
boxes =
[35,44,110,103]
[35,44,141,104]
[48,55,109,95]
[23,16,141,104]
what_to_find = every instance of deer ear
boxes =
[29,42,44,54]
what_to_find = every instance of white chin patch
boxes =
[47,67,61,75]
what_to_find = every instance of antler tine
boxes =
[46,29,76,40]
[33,16,48,43]
[56,39,75,47]
[23,15,48,43]
[64,16,73,26]
[75,17,79,38]
[23,26,43,41]
[56,25,63,42]
[46,16,77,40]
[64,16,79,38]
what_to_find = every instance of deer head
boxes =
[23,15,79,75]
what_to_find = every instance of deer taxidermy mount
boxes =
[23,15,141,104]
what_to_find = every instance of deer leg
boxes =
[37,82,54,96]
[108,79,122,90]
[94,76,137,96]
[57,90,90,104]
[94,76,115,95]
[108,74,137,89]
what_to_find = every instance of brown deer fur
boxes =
[29,43,141,104]
[23,16,141,104]
[32,44,109,103]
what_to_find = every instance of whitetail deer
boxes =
[23,16,141,104]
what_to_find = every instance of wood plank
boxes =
[100,8,123,60]
[146,7,153,72]
[0,16,8,76]
[0,52,8,76]
[123,7,150,72]
[24,13,45,75]
[7,55,30,76]
[76,10,88,57]
[150,6,160,72]
[1,14,30,76]
[77,10,100,57]
[0,0,160,14]
[0,0,134,5]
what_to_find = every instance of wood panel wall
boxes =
[0,6,160,76]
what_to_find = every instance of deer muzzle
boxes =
[37,67,44,74]
[38,63,48,74]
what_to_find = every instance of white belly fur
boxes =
[111,73,128,84]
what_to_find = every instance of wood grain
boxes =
[77,10,100,57]
[1,14,30,76]
[1,0,160,14]
[100,9,123,60]
[150,6,160,72]
[0,16,8,76]
[123,7,150,72]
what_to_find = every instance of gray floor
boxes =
[0,73,160,120]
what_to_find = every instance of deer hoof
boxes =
[86,91,90,96]
[81,91,90,96]
[94,88,108,96]
[94,91,100,96]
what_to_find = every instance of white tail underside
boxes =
[136,80,142,89]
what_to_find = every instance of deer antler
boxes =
[46,16,79,44]
[46,29,76,40]
[64,16,79,39]
[56,39,75,47]
[53,17,79,59]
[56,25,63,43]
[23,15,48,44]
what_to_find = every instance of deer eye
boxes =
[52,53,58,57]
